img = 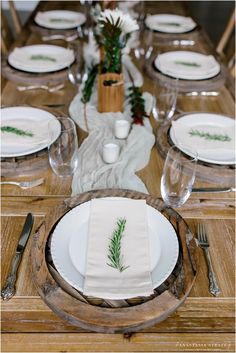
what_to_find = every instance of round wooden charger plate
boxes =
[1,57,69,85]
[31,189,197,333]
[156,114,235,185]
[144,53,227,93]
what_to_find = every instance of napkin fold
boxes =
[156,54,220,78]
[1,119,52,147]
[83,198,154,299]
[172,120,235,160]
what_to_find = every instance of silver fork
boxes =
[17,84,64,92]
[197,223,220,296]
[0,178,45,189]
[42,33,79,42]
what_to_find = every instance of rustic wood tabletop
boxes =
[1,1,235,352]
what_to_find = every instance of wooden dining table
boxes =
[1,1,235,352]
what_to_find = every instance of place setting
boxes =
[2,42,76,85]
[0,106,62,177]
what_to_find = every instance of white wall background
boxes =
[2,0,39,11]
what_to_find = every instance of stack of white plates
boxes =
[8,45,75,73]
[154,51,221,80]
[51,197,179,298]
[35,10,86,29]
[145,14,197,33]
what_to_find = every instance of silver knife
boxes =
[185,91,219,97]
[192,187,235,193]
[1,213,34,300]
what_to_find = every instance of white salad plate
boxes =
[154,51,221,80]
[51,197,179,297]
[170,113,235,165]
[1,106,61,158]
[145,14,197,33]
[8,45,74,73]
[35,10,86,29]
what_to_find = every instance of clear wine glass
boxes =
[161,145,198,208]
[152,79,178,124]
[48,117,79,178]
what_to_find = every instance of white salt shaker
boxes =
[102,140,120,164]
[114,119,130,139]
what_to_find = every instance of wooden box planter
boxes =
[98,72,124,113]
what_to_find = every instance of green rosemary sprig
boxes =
[128,86,148,125]
[174,61,201,67]
[1,126,34,137]
[158,22,181,26]
[30,55,56,62]
[189,129,231,142]
[81,64,98,104]
[49,18,75,23]
[107,218,129,273]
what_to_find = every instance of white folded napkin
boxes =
[83,198,154,299]
[8,46,74,71]
[172,120,235,160]
[1,119,51,147]
[156,54,220,78]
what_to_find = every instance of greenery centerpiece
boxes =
[97,9,138,112]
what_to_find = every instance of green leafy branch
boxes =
[158,22,181,27]
[50,18,74,23]
[99,16,129,73]
[1,126,34,137]
[30,55,56,62]
[189,129,231,142]
[174,61,201,67]
[128,86,148,125]
[107,218,129,273]
[81,64,98,104]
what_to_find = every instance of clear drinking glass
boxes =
[161,145,197,208]
[152,79,178,124]
[48,117,78,177]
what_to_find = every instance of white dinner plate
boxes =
[170,113,236,165]
[154,51,221,80]
[51,197,179,297]
[8,45,74,73]
[145,14,197,33]
[35,10,86,29]
[1,106,61,158]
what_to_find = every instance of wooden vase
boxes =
[98,73,124,113]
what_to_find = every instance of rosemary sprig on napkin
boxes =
[174,61,201,67]
[158,22,181,26]
[1,126,34,137]
[30,55,56,62]
[49,18,75,23]
[81,64,98,104]
[107,218,129,273]
[189,129,231,142]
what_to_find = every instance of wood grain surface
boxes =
[1,0,235,352]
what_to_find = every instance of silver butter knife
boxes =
[192,187,235,193]
[185,91,219,97]
[1,213,34,300]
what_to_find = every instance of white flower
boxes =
[98,8,139,34]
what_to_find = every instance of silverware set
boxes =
[17,83,64,92]
[197,223,220,296]
[0,178,45,189]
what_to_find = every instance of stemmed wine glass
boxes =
[161,145,198,208]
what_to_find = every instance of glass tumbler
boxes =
[161,145,197,208]
[48,117,78,177]
[152,79,178,124]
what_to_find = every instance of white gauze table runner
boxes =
[69,48,155,195]
[83,198,153,299]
